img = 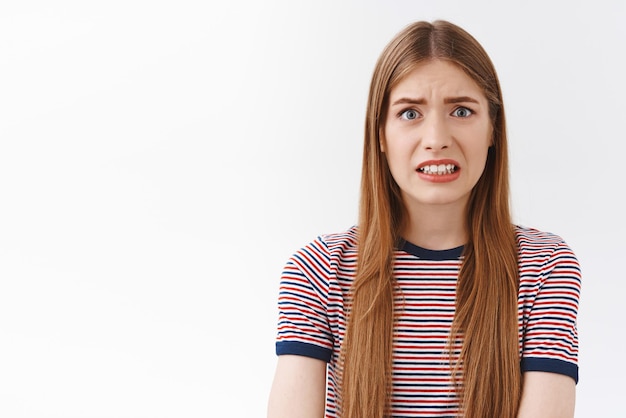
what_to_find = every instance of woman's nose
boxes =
[421,114,451,150]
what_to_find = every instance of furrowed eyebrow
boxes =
[390,97,426,106]
[390,96,480,106]
[443,96,480,104]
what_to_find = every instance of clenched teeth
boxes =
[419,164,457,175]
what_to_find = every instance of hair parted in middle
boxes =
[340,20,521,418]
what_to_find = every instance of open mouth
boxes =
[418,164,458,175]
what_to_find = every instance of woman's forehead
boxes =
[388,60,486,103]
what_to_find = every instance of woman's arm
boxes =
[517,371,576,418]
[267,355,327,418]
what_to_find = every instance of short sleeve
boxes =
[519,238,582,383]
[275,238,334,362]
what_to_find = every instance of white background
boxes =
[1,1,624,417]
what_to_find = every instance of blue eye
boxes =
[400,109,420,120]
[452,107,473,117]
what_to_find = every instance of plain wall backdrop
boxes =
[1,0,624,416]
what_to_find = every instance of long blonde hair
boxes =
[340,20,520,417]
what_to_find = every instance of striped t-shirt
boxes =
[275,225,581,417]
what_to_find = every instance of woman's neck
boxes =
[401,203,467,250]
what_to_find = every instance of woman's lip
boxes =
[416,159,461,183]
[417,169,461,183]
[416,159,460,169]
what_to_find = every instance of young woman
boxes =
[267,20,581,418]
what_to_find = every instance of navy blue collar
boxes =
[400,240,464,260]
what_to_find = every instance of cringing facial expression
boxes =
[382,59,493,213]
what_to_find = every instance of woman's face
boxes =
[382,59,493,214]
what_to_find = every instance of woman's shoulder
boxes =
[514,224,579,265]
[289,225,358,257]
[286,226,358,274]
[318,225,359,248]
[514,224,570,248]
[299,225,358,260]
